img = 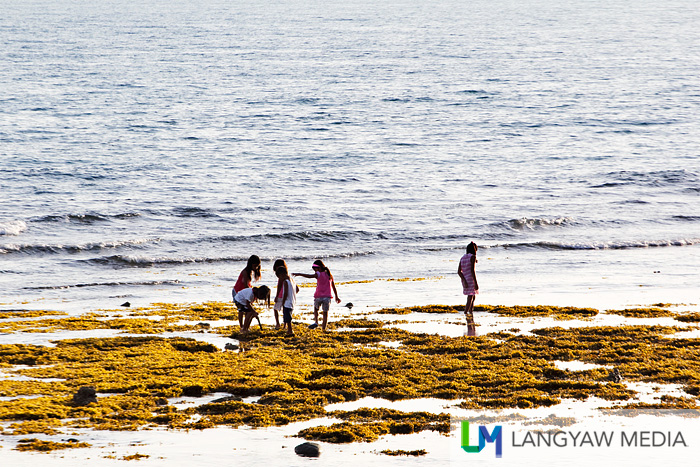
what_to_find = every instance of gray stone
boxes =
[182,385,204,397]
[608,368,623,383]
[295,442,321,458]
[210,395,243,403]
[73,387,97,406]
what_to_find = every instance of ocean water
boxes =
[2,0,700,314]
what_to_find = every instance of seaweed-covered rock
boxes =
[73,387,97,406]
[295,442,321,457]
[608,368,623,383]
[182,385,204,397]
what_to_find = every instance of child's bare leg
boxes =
[238,310,244,327]
[286,321,294,336]
[274,310,280,329]
[465,295,475,316]
[321,310,328,331]
[242,312,255,332]
[255,312,262,330]
[313,307,319,325]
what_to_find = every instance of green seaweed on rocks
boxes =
[329,319,385,329]
[375,304,598,319]
[0,302,699,451]
[675,313,700,323]
[606,308,675,318]
[0,310,67,320]
[381,449,427,456]
[15,438,91,452]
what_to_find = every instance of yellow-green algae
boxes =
[15,437,91,451]
[381,449,427,456]
[376,304,598,319]
[675,313,700,323]
[296,408,449,443]
[0,310,67,320]
[0,303,699,453]
[298,276,444,288]
[122,453,150,460]
[606,308,675,318]
[0,302,243,334]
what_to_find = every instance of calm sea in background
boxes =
[2,0,699,314]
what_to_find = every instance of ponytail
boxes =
[246,255,262,281]
[313,259,333,281]
[254,285,271,308]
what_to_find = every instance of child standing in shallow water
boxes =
[293,260,340,331]
[272,259,289,330]
[275,266,298,337]
[458,242,479,319]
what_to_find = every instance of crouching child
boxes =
[234,285,270,334]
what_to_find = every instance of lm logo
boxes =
[461,421,503,458]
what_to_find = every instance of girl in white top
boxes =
[234,285,270,334]
[276,265,298,337]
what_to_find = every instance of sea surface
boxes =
[2,0,700,314]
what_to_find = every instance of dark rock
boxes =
[344,302,354,309]
[197,322,211,328]
[182,385,204,397]
[65,438,80,443]
[295,442,321,458]
[608,368,623,383]
[210,395,243,403]
[155,398,169,406]
[73,387,97,406]
[225,343,239,351]
[121,301,131,307]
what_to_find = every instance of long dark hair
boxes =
[313,259,333,281]
[466,242,478,255]
[273,258,287,272]
[253,285,270,308]
[245,255,262,281]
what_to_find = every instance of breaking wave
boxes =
[0,238,158,255]
[496,238,700,251]
[82,250,376,268]
[0,220,28,236]
[26,280,182,290]
[501,217,576,231]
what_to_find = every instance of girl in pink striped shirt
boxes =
[458,242,479,318]
[294,259,340,331]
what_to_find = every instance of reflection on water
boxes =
[464,310,476,337]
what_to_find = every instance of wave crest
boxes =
[0,220,28,236]
[504,217,575,231]
[498,238,700,251]
[35,212,141,224]
[0,238,158,256]
[84,251,376,268]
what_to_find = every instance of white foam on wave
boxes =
[0,220,27,236]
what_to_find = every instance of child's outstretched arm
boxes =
[292,273,316,278]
